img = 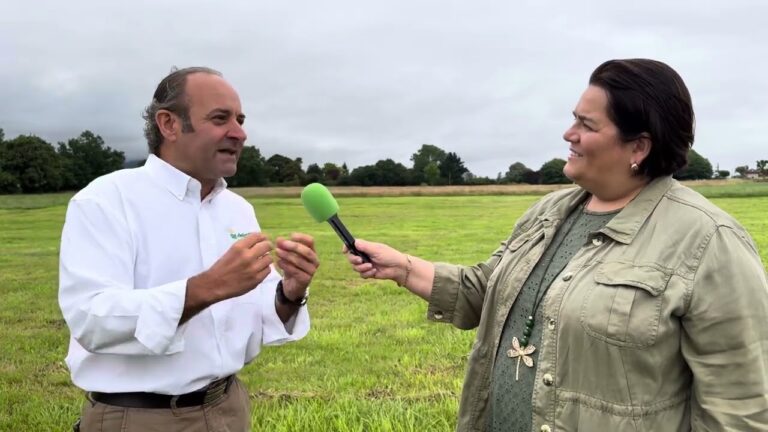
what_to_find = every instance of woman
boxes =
[346,59,768,431]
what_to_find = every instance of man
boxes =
[58,67,319,431]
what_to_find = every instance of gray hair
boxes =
[142,66,222,155]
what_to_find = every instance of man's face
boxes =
[166,73,247,184]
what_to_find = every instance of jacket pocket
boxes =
[580,261,672,348]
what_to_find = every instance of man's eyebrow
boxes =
[205,109,246,122]
[206,108,232,118]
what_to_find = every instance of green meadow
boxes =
[1,183,767,431]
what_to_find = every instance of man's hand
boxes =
[182,233,273,323]
[275,233,319,302]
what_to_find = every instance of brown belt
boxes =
[89,375,233,409]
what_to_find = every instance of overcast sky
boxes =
[1,0,765,177]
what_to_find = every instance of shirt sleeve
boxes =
[681,226,768,430]
[253,268,310,345]
[58,197,188,356]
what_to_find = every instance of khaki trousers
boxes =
[77,377,251,432]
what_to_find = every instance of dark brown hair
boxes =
[589,59,695,178]
[142,66,222,155]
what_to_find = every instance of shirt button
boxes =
[433,312,444,320]
[592,236,604,246]
[561,273,572,282]
[547,319,556,330]
[543,373,554,386]
[540,425,552,432]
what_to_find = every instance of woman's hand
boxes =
[344,239,409,285]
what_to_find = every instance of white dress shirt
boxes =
[59,154,309,394]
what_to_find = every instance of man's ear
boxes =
[155,110,180,143]
[632,132,652,165]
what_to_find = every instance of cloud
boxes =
[1,0,765,176]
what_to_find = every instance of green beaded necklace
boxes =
[506,201,588,381]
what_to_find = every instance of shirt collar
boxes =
[144,154,228,201]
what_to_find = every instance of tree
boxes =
[424,162,440,186]
[439,152,468,185]
[674,149,713,180]
[226,146,271,187]
[347,159,409,186]
[266,154,305,185]
[735,165,749,178]
[757,160,768,177]
[410,144,446,185]
[0,168,19,194]
[716,170,730,179]
[57,130,125,190]
[304,163,323,184]
[0,128,4,143]
[522,170,541,185]
[505,162,531,184]
[322,163,341,182]
[0,134,63,193]
[539,159,569,184]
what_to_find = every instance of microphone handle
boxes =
[328,214,371,263]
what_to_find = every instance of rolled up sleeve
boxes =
[682,226,768,430]
[59,198,187,356]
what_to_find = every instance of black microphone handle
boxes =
[327,214,371,263]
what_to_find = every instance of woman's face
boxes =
[562,85,638,191]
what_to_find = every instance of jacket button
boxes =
[543,373,554,386]
[433,312,444,320]
[540,425,552,432]
[561,273,572,282]
[592,236,604,246]
[547,319,556,330]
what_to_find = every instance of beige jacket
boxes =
[429,176,768,431]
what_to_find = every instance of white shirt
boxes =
[59,154,309,394]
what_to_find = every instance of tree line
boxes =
[0,127,759,194]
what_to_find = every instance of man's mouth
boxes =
[217,149,238,156]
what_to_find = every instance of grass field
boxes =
[1,183,767,431]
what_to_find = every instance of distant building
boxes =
[744,169,761,179]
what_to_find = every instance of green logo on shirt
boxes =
[228,230,250,240]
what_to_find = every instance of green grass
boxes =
[1,190,767,431]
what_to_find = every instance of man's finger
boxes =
[236,232,269,249]
[289,232,315,250]
[276,240,319,267]
[276,248,319,275]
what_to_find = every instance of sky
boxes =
[1,0,765,177]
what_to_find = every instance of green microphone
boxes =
[301,183,371,263]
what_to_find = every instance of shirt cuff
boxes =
[134,279,188,354]
[261,299,310,345]
[427,262,461,323]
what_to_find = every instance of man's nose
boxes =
[228,121,247,142]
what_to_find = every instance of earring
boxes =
[630,162,639,172]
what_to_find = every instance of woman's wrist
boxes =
[397,253,413,287]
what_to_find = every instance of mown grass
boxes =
[1,188,767,431]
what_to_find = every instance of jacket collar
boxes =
[601,176,675,244]
[537,176,676,244]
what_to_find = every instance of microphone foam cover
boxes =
[301,183,339,222]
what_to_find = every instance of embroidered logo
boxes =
[227,229,250,240]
